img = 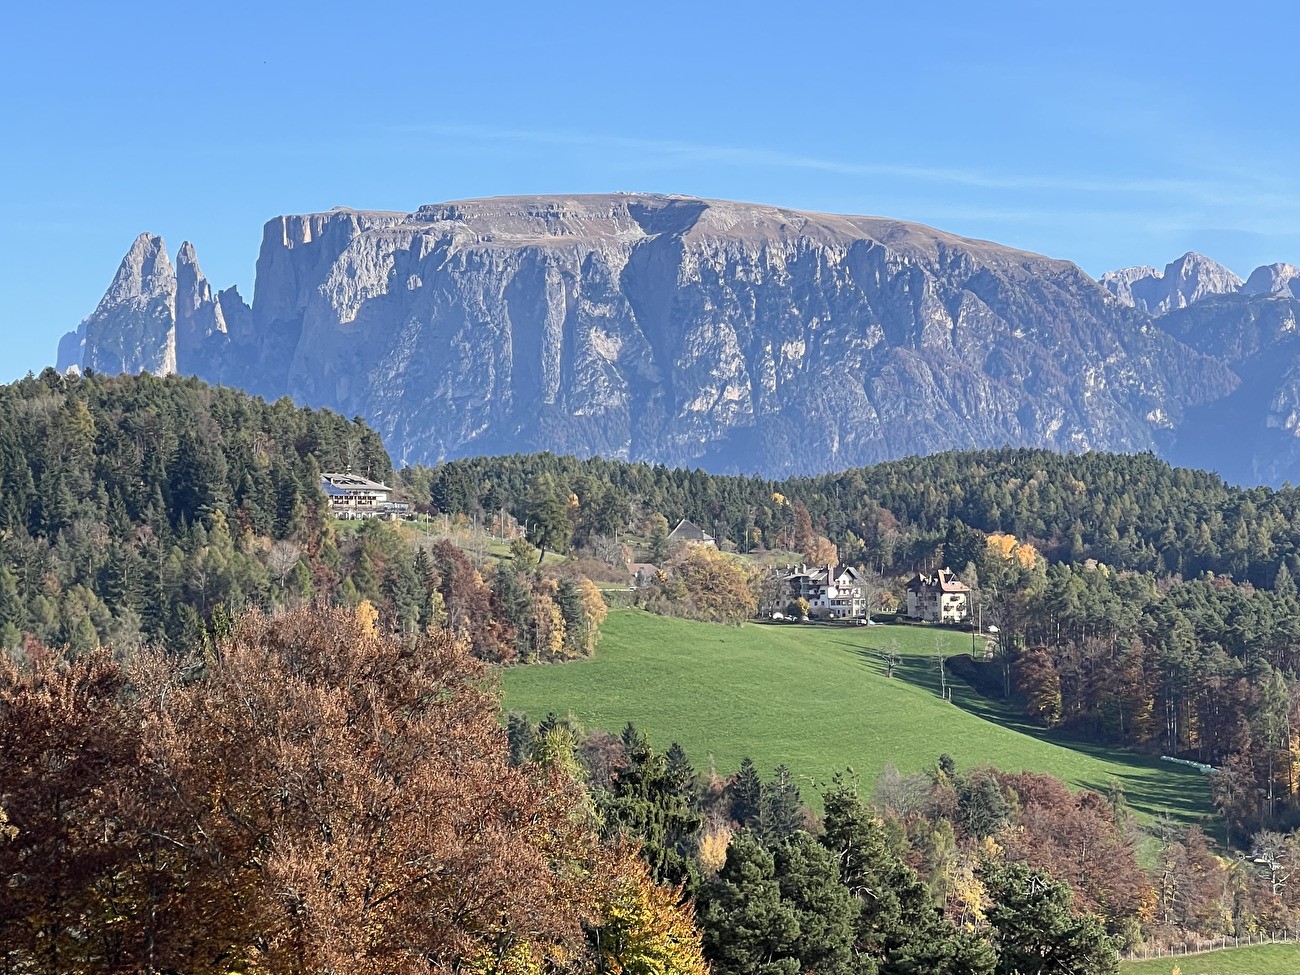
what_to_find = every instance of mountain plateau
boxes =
[55,194,1297,482]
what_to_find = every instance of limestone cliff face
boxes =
[63,195,1240,477]
[79,233,179,376]
[1156,292,1300,485]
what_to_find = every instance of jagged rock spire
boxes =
[66,234,233,378]
[81,233,178,376]
[1100,252,1242,314]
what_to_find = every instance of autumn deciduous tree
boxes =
[0,643,138,975]
[431,539,513,662]
[1014,649,1063,726]
[641,547,757,624]
[995,772,1152,934]
[132,605,605,975]
[0,607,692,975]
[590,851,708,975]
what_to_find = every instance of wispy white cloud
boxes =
[389,123,1300,213]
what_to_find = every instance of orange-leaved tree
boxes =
[0,605,707,975]
[128,605,606,975]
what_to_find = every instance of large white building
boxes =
[320,472,409,520]
[905,568,971,622]
[784,563,868,619]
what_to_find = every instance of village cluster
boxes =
[657,519,972,625]
[318,477,970,626]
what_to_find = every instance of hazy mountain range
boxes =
[54,194,1300,483]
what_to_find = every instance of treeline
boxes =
[951,524,1300,839]
[400,447,1300,585]
[0,372,605,661]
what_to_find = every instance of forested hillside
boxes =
[0,370,388,650]
[403,446,1300,585]
[0,370,608,662]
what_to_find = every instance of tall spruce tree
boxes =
[821,776,995,975]
[599,734,702,889]
[698,832,801,975]
[726,757,763,829]
[758,765,804,846]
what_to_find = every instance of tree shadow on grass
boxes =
[835,638,1212,823]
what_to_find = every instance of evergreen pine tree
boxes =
[982,860,1116,975]
[621,721,649,761]
[100,544,143,615]
[555,576,587,655]
[771,832,857,974]
[665,741,697,798]
[649,514,670,564]
[599,733,702,888]
[384,556,425,635]
[698,832,800,975]
[493,561,534,660]
[821,776,993,975]
[726,757,763,829]
[506,712,535,767]
[758,765,804,846]
[0,563,24,643]
[348,551,382,603]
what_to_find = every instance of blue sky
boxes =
[3,1,1299,380]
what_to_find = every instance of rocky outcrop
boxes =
[1100,252,1243,314]
[1242,263,1300,299]
[60,233,231,380]
[55,323,84,374]
[1153,292,1300,485]
[1097,265,1160,306]
[64,195,1244,477]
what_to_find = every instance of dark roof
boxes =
[906,568,970,594]
[783,564,864,585]
[321,472,392,493]
[668,519,714,542]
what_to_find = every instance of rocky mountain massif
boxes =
[53,194,1297,482]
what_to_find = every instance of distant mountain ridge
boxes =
[1099,252,1245,313]
[51,194,1297,483]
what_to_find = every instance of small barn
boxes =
[667,519,717,548]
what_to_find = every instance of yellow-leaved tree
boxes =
[697,824,732,875]
[592,853,709,975]
[354,598,379,636]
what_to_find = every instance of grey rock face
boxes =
[174,241,226,364]
[68,195,1240,477]
[1242,263,1300,299]
[82,233,179,376]
[71,234,231,380]
[1098,265,1159,306]
[1156,292,1300,485]
[1101,252,1243,314]
[56,323,84,373]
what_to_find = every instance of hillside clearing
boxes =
[502,610,1211,821]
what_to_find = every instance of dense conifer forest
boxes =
[0,370,604,664]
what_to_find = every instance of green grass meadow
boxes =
[501,610,1212,821]
[1120,942,1300,973]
